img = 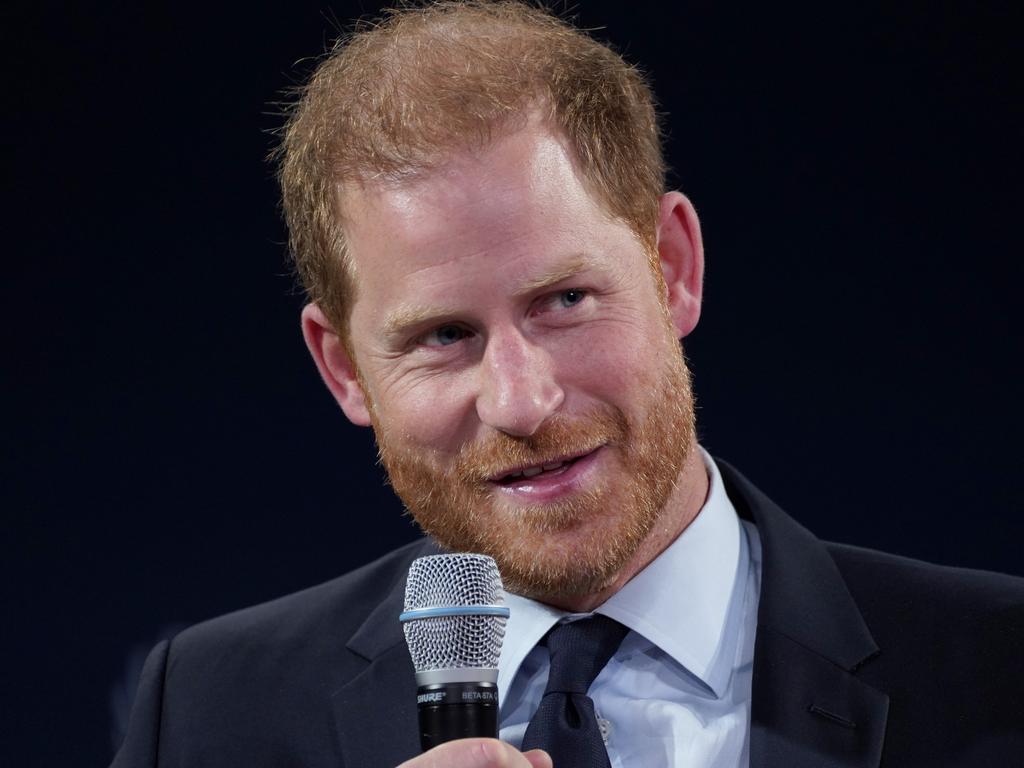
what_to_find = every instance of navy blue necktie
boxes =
[521,615,629,767]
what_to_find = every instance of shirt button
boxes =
[597,717,612,744]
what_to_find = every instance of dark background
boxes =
[4,1,1021,765]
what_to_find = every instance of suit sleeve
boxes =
[110,639,171,768]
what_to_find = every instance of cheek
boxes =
[372,373,478,455]
[551,317,668,403]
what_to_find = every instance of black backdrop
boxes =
[4,2,1021,765]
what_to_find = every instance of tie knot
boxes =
[542,615,628,695]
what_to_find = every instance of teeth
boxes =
[500,459,569,482]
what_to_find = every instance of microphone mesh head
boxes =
[403,553,507,672]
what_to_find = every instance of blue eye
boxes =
[423,324,469,347]
[559,289,586,307]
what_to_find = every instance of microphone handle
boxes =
[417,680,499,751]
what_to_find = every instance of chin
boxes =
[461,501,656,601]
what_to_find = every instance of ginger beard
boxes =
[369,317,697,602]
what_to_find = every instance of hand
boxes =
[397,738,552,768]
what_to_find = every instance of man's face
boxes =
[334,123,697,601]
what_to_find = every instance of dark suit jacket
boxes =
[111,462,1024,767]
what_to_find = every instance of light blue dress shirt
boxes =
[497,449,763,767]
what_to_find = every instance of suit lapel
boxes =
[331,643,422,767]
[750,627,888,767]
[331,539,442,767]
[718,461,889,768]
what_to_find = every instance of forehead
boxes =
[342,124,623,268]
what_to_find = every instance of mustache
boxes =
[451,407,627,482]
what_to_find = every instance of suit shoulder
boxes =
[824,542,1024,751]
[138,542,433,762]
[826,541,1024,625]
[170,538,429,664]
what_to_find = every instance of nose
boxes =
[476,328,564,437]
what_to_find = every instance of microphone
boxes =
[400,553,510,752]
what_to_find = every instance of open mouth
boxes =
[490,448,598,486]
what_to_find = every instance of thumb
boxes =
[523,749,553,768]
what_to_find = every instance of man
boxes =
[112,2,1023,767]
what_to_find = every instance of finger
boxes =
[397,738,536,768]
[523,749,553,768]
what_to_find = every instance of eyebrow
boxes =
[511,254,597,297]
[382,303,462,339]
[380,253,600,340]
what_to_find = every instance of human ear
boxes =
[301,303,372,427]
[655,191,705,338]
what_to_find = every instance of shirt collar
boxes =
[498,448,746,700]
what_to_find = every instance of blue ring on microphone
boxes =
[399,605,511,622]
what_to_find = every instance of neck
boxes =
[541,448,710,613]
